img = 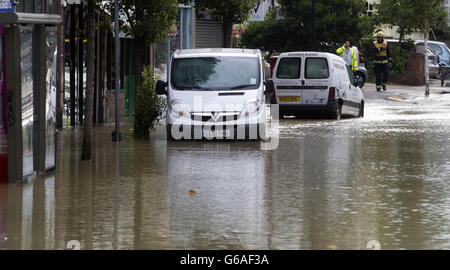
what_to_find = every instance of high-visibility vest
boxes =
[373,41,390,64]
[336,46,358,71]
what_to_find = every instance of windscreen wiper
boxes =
[177,86,205,90]
[230,84,256,90]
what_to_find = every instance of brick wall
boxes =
[397,53,425,86]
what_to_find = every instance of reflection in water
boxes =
[0,98,450,249]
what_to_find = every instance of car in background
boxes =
[413,43,440,78]
[352,46,368,88]
[385,39,440,79]
[415,40,450,66]
[415,40,450,78]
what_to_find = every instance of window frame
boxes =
[305,57,330,79]
[276,57,301,79]
[346,65,356,87]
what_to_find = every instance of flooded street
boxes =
[1,88,450,250]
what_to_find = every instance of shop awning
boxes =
[0,12,61,25]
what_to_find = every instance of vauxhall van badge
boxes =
[211,112,220,121]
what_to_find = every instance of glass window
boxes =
[429,44,443,55]
[346,65,356,86]
[45,28,57,169]
[276,58,301,79]
[154,41,168,82]
[20,28,34,176]
[305,57,329,79]
[172,57,260,90]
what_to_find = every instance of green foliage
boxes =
[134,66,166,138]
[107,0,179,45]
[375,0,447,41]
[195,0,260,25]
[239,0,374,54]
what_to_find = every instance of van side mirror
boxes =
[156,80,168,95]
[264,79,275,95]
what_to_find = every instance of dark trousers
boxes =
[374,63,389,88]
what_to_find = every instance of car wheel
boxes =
[354,72,366,88]
[359,101,365,118]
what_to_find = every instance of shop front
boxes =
[0,3,60,182]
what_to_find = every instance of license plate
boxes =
[278,96,300,102]
[203,130,231,138]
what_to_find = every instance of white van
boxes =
[270,52,364,119]
[156,48,272,140]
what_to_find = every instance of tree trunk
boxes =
[424,17,430,96]
[224,22,233,48]
[81,0,96,160]
[135,37,144,87]
[134,0,144,87]
[98,23,107,123]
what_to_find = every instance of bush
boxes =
[134,66,166,138]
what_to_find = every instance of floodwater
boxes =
[1,93,450,250]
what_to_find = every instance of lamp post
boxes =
[113,0,121,141]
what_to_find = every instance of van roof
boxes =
[173,48,261,58]
[278,51,341,60]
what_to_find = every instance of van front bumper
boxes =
[166,109,267,140]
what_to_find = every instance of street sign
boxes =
[0,0,13,13]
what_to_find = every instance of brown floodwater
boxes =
[1,94,450,250]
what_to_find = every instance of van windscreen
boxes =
[171,57,260,90]
[305,58,329,79]
[276,58,301,79]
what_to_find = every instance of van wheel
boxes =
[329,104,342,120]
[359,102,365,118]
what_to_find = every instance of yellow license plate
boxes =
[278,96,300,102]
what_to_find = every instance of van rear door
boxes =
[274,56,303,104]
[301,56,330,105]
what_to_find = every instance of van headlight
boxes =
[241,100,260,118]
[170,100,190,118]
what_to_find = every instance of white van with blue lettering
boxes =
[270,52,365,119]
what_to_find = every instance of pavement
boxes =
[363,79,450,105]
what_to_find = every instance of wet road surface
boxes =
[1,86,450,250]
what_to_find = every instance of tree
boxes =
[195,0,260,48]
[134,67,165,138]
[240,0,373,54]
[374,0,418,44]
[377,0,446,95]
[81,0,97,160]
[409,0,446,96]
[111,0,179,87]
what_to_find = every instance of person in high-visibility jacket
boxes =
[336,41,359,71]
[372,32,392,91]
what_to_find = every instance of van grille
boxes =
[191,112,240,122]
